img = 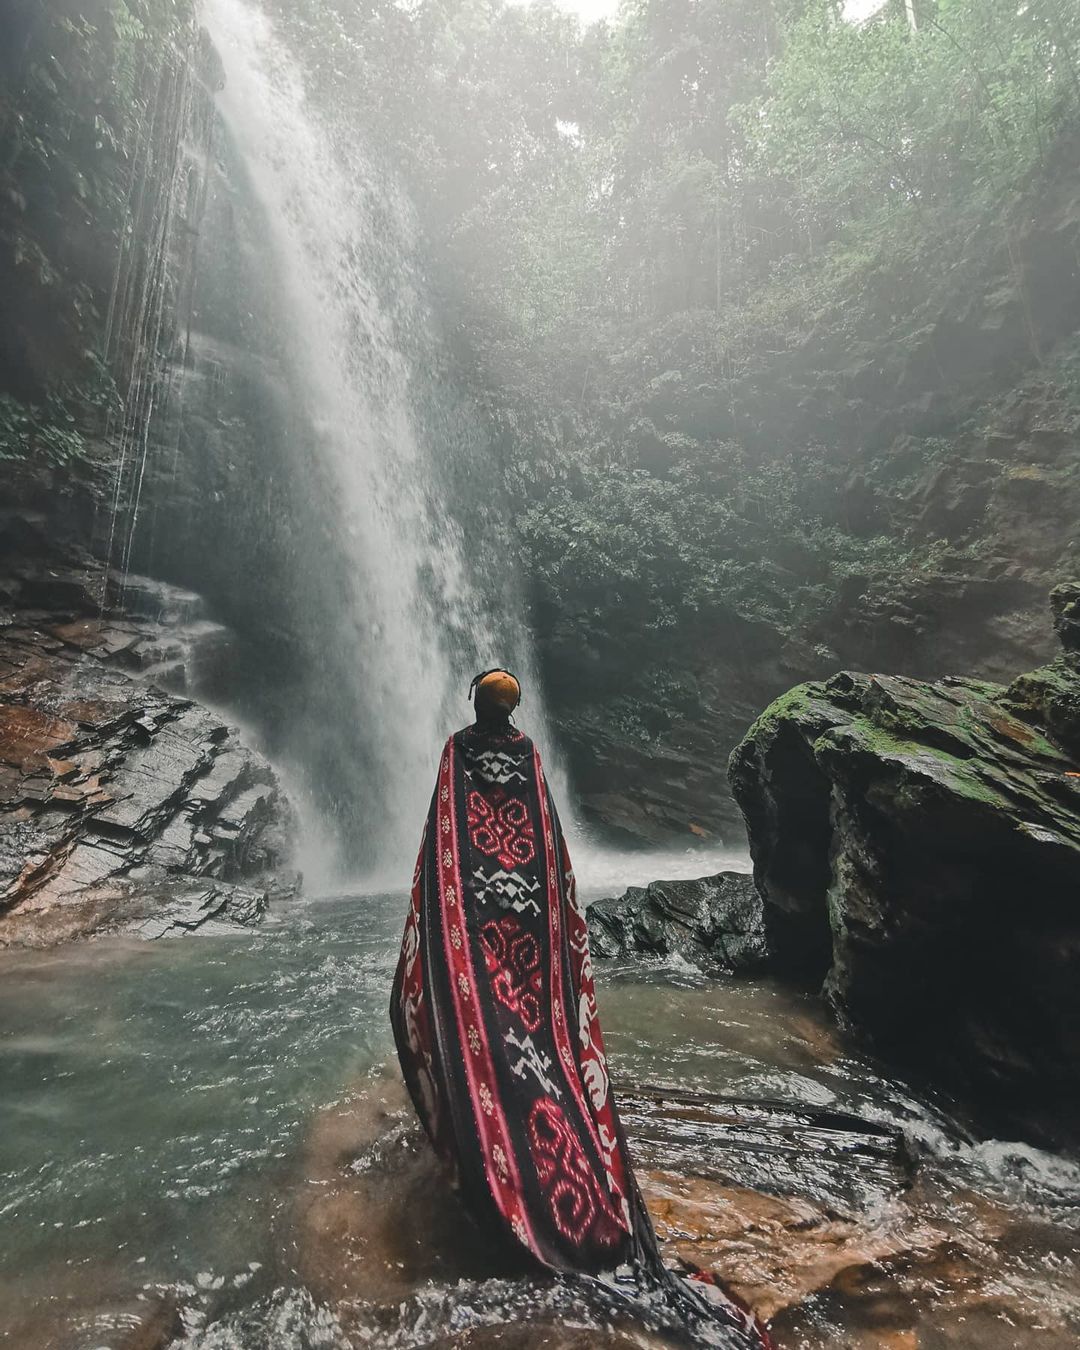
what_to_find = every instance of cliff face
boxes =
[0,5,317,931]
[0,550,297,948]
[561,174,1080,848]
[4,3,1080,868]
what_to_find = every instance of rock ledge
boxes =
[0,595,297,948]
[587,871,767,972]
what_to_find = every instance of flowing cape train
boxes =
[390,721,771,1349]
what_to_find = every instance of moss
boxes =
[1003,659,1080,757]
[821,717,1013,809]
[959,679,1008,701]
[739,681,832,745]
[737,629,1080,823]
[989,716,1063,760]
[1009,662,1077,704]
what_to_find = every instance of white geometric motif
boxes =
[582,1043,610,1111]
[472,862,542,916]
[471,749,528,786]
[565,866,585,917]
[505,1028,562,1099]
[401,913,419,974]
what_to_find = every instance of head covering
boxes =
[469,668,521,718]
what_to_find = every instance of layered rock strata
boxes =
[0,583,297,947]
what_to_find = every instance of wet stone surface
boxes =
[729,583,1080,1147]
[0,584,297,947]
[125,879,269,940]
[1,896,1079,1347]
[588,872,767,973]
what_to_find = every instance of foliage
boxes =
[10,0,1080,743]
[259,0,1080,729]
[0,0,195,463]
[0,392,85,466]
[742,0,1080,252]
[0,352,121,465]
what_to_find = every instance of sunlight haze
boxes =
[515,0,886,27]
[3,0,1079,1346]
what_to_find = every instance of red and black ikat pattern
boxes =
[396,723,630,1266]
[480,915,543,1033]
[467,791,536,869]
[529,1096,627,1250]
[391,721,771,1349]
[433,737,536,1249]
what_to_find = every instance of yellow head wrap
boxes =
[471,669,521,716]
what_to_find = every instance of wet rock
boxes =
[0,601,298,948]
[289,1070,1079,1348]
[631,1087,1078,1346]
[618,1087,912,1220]
[289,1073,720,1348]
[559,652,795,848]
[121,876,269,939]
[729,586,1080,1146]
[769,1203,1080,1350]
[641,1170,930,1325]
[588,872,767,973]
[294,1071,520,1310]
[571,719,750,845]
[1003,580,1080,755]
[0,1290,182,1350]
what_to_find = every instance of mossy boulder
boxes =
[1003,581,1080,756]
[728,588,1080,1147]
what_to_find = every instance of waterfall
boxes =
[200,0,549,883]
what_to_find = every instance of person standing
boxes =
[391,669,771,1348]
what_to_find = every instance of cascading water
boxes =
[200,0,548,882]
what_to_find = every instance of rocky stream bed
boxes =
[2,893,1079,1350]
[1,561,1079,1347]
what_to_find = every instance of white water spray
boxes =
[203,0,549,882]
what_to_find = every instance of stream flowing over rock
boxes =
[587,872,767,973]
[0,566,297,947]
[729,583,1080,1147]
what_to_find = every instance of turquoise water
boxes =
[2,889,1079,1348]
[0,895,400,1339]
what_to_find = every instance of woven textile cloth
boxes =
[390,719,770,1347]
